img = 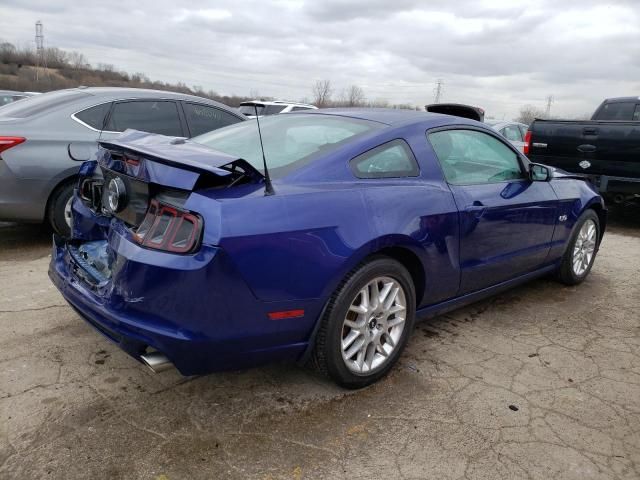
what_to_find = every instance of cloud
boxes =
[0,0,638,119]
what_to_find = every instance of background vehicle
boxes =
[50,109,605,388]
[0,90,35,106]
[238,100,317,117]
[0,87,245,236]
[486,120,529,152]
[526,96,640,205]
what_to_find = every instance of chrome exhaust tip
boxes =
[140,351,173,373]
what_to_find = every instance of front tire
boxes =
[311,257,416,389]
[47,180,75,238]
[557,209,600,285]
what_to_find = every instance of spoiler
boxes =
[99,129,264,181]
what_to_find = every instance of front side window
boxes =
[633,105,640,121]
[74,102,112,130]
[183,103,241,137]
[192,114,381,179]
[106,101,183,136]
[428,129,524,185]
[350,140,419,179]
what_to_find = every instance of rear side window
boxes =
[596,102,636,121]
[183,103,241,137]
[291,106,313,111]
[106,101,183,136]
[0,90,88,118]
[501,125,523,142]
[350,140,419,179]
[428,129,523,185]
[74,102,112,130]
[633,105,640,121]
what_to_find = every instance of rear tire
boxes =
[311,256,416,389]
[47,180,75,238]
[557,209,600,286]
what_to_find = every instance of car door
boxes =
[428,127,558,294]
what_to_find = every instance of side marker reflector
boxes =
[268,309,305,320]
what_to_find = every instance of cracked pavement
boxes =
[0,209,639,480]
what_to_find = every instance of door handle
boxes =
[465,201,486,218]
[582,127,598,135]
[577,144,597,153]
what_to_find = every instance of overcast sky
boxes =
[1,0,639,118]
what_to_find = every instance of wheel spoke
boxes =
[383,332,396,348]
[349,304,367,315]
[370,281,380,309]
[383,286,400,310]
[344,337,365,360]
[379,282,393,306]
[342,330,361,350]
[365,342,376,370]
[387,316,405,328]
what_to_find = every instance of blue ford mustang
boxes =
[49,109,606,388]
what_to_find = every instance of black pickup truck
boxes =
[526,97,640,205]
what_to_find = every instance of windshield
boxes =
[238,104,287,116]
[192,114,381,178]
[0,90,88,118]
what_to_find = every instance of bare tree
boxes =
[516,104,546,126]
[343,84,366,107]
[311,79,332,107]
[67,51,88,69]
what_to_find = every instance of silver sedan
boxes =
[0,87,244,236]
[485,120,529,153]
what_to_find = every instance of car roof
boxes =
[72,86,230,105]
[0,87,244,121]
[302,107,470,127]
[0,90,28,95]
[602,96,640,104]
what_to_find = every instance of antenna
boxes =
[253,105,274,196]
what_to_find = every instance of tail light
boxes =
[133,199,203,254]
[0,136,26,154]
[523,130,532,155]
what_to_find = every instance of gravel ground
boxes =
[0,208,638,480]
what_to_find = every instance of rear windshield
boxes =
[594,101,637,121]
[192,114,381,178]
[0,90,88,118]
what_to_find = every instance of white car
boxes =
[485,120,529,153]
[238,100,317,118]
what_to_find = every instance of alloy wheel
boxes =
[572,219,597,276]
[341,276,407,375]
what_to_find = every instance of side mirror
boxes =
[529,163,552,182]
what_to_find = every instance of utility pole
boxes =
[433,79,444,103]
[545,95,554,118]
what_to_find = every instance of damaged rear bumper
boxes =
[48,228,310,375]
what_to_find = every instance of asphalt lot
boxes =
[0,208,639,480]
